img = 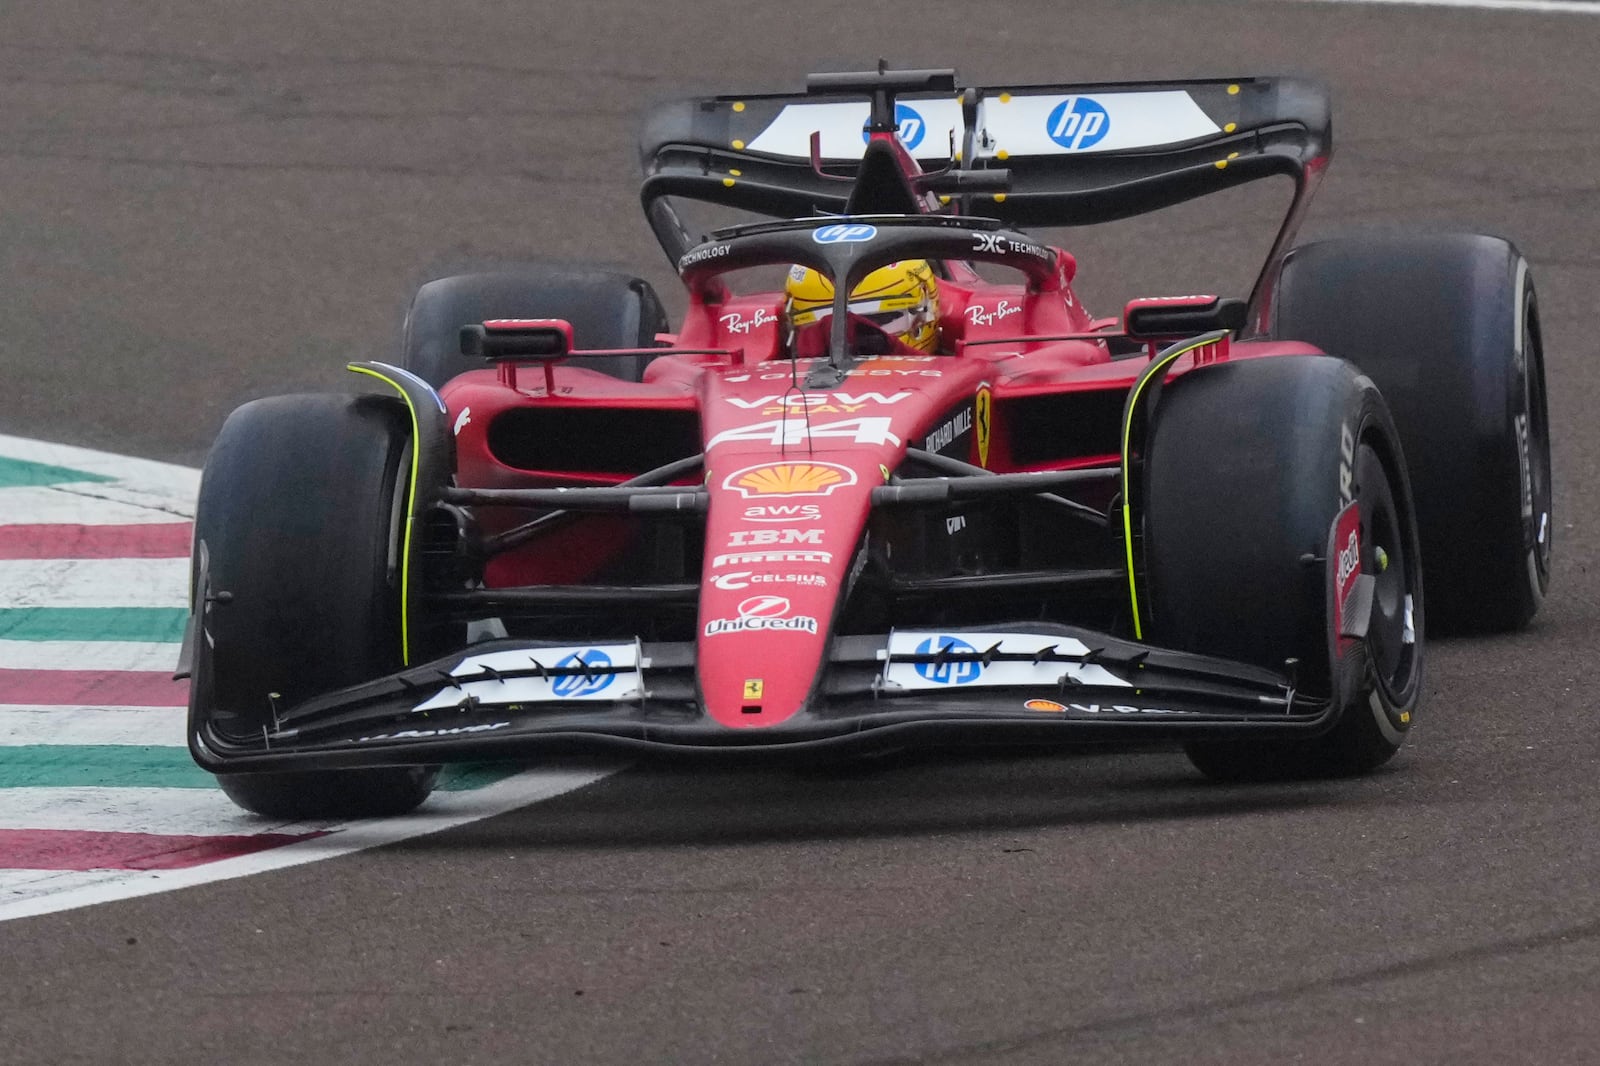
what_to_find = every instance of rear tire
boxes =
[1273,233,1551,633]
[402,264,670,388]
[1141,357,1424,781]
[189,393,438,818]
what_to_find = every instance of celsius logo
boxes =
[861,103,926,149]
[551,649,614,697]
[912,635,982,685]
[1045,97,1110,150]
[813,223,878,245]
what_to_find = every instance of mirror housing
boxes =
[1123,296,1246,339]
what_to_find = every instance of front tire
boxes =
[189,393,438,818]
[1141,356,1424,781]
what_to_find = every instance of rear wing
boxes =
[638,70,1331,331]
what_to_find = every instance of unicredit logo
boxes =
[738,595,791,618]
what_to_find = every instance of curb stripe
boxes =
[0,639,179,672]
[0,456,113,489]
[0,608,187,643]
[0,557,188,608]
[0,828,326,871]
[0,746,215,790]
[0,745,526,792]
[0,767,617,920]
[0,670,187,707]
[0,786,318,835]
[0,524,192,560]
[0,488,194,526]
[0,707,184,747]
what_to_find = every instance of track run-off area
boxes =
[2,0,1599,1063]
[0,434,617,921]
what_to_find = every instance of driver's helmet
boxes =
[785,259,940,353]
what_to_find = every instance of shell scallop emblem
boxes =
[722,461,859,498]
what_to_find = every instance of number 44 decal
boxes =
[708,417,902,450]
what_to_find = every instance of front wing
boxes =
[190,624,1335,772]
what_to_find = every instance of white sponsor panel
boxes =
[411,643,642,711]
[744,92,1219,160]
[882,631,1131,691]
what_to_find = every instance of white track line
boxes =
[0,706,185,746]
[0,639,179,673]
[1298,0,1600,12]
[0,766,617,921]
[0,557,188,608]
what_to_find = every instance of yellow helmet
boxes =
[785,260,940,353]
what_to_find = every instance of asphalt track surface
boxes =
[3,1,1599,1062]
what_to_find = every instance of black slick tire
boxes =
[1272,233,1551,633]
[1141,356,1425,781]
[188,393,437,819]
[402,265,670,388]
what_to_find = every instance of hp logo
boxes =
[912,636,983,685]
[861,103,927,149]
[812,223,878,245]
[1045,97,1110,151]
[551,649,614,697]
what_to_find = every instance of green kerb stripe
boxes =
[0,607,188,643]
[0,746,527,792]
[0,746,215,789]
[0,456,114,489]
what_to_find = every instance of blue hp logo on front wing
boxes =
[913,636,982,685]
[1045,97,1110,151]
[552,649,614,697]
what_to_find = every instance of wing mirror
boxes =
[1123,296,1246,339]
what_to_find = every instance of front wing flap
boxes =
[191,625,1334,772]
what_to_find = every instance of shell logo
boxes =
[723,461,859,498]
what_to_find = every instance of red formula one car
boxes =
[181,68,1552,817]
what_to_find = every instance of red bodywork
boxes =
[439,128,1319,733]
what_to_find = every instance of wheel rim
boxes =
[1519,302,1553,593]
[1356,443,1420,706]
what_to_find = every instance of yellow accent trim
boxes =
[1119,336,1219,639]
[998,92,1012,103]
[1228,152,1239,159]
[938,194,951,205]
[347,364,421,665]
[1214,160,1228,170]
[1227,84,1240,95]
[996,149,1009,161]
[732,101,746,112]
[729,168,742,176]
[723,177,736,187]
[1224,122,1237,133]
[732,139,745,150]
[993,193,1007,203]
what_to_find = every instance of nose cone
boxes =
[696,460,875,727]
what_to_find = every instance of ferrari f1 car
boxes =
[182,67,1552,817]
